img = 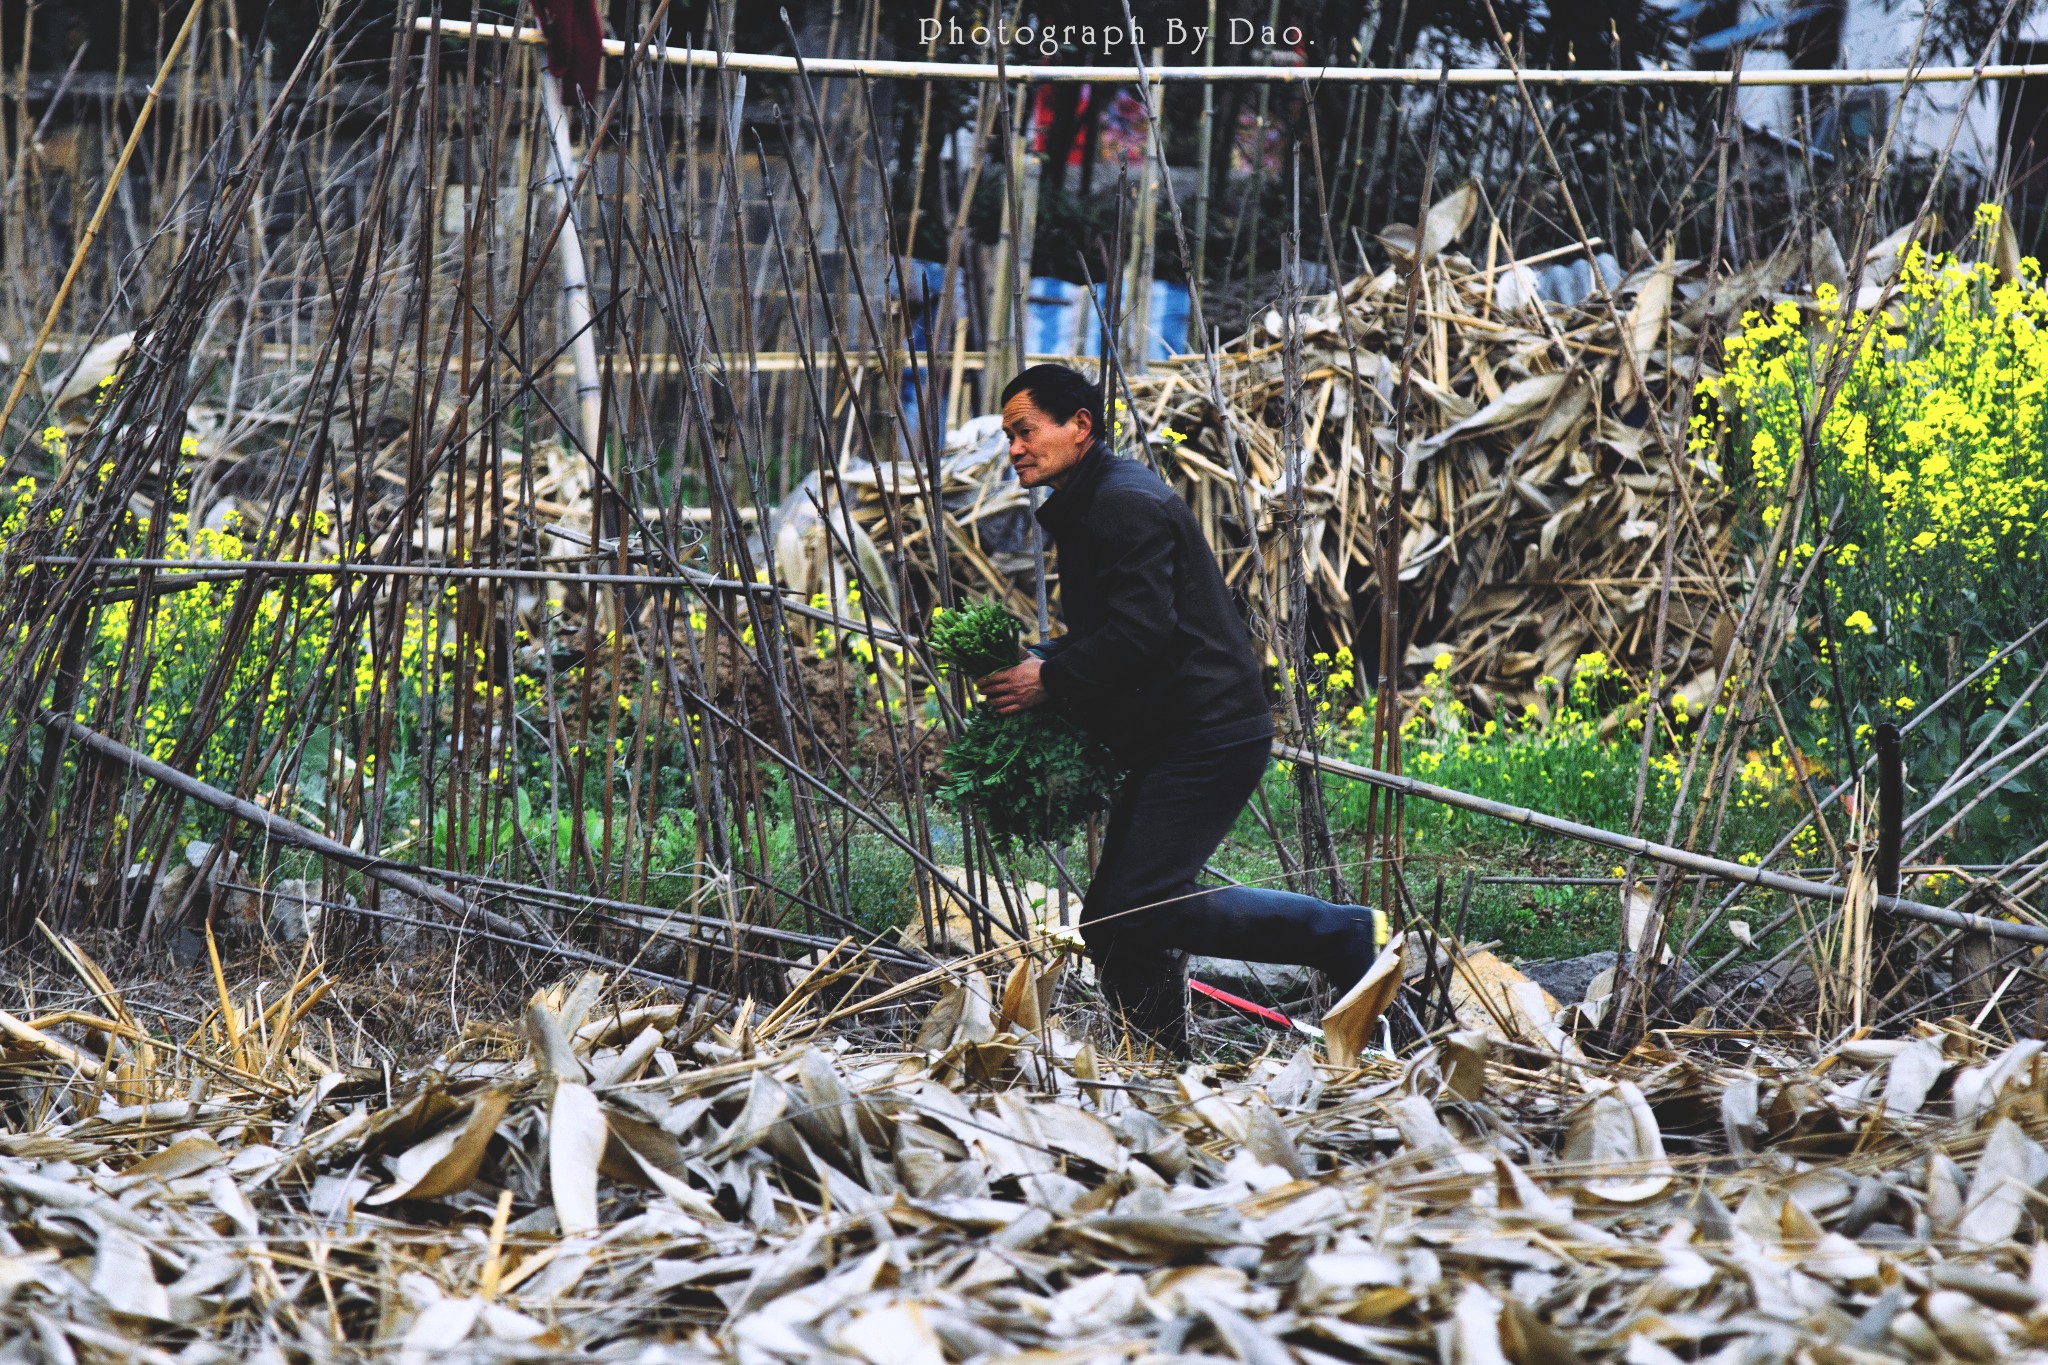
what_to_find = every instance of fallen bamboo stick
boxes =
[38,713,541,944]
[1279,744,2048,948]
[416,19,2048,88]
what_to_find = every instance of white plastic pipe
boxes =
[420,18,2048,88]
[539,70,603,460]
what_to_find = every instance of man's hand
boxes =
[980,656,1049,714]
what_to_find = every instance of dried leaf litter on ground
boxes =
[4,946,2048,1364]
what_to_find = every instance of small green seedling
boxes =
[927,599,1120,847]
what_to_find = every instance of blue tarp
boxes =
[1027,277,1189,361]
[1691,5,1828,53]
[897,263,1190,444]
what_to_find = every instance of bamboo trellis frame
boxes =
[1,0,2045,1049]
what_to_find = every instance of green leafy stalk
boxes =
[937,708,1122,849]
[926,600,1023,679]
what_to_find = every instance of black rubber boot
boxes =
[1172,889,1386,990]
[1096,945,1190,1060]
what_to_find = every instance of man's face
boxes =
[1003,391,1093,489]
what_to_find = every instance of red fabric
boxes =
[1188,978,1322,1039]
[530,0,604,108]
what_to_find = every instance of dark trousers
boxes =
[1080,733,1379,1054]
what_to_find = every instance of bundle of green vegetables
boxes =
[927,601,1122,848]
[925,599,1025,679]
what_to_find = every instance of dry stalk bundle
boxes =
[1119,213,1782,702]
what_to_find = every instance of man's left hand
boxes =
[980,657,1048,714]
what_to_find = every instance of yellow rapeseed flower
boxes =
[1705,224,2048,738]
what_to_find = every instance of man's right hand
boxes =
[979,656,1049,714]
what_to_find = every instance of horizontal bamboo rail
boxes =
[419,18,2048,88]
[36,556,778,591]
[1278,744,2048,948]
[36,341,1193,374]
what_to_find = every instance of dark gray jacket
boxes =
[1035,442,1272,759]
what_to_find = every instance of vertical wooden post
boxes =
[1124,51,1163,371]
[1018,151,1048,638]
[1875,723,1902,900]
[1856,721,1905,1025]
[1193,0,1218,291]
[987,97,1018,386]
[1016,154,1044,357]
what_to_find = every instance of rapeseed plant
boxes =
[1243,649,1810,957]
[1317,650,1802,856]
[1697,205,2048,856]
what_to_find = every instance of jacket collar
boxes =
[1035,439,1112,531]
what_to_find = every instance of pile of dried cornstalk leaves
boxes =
[827,190,1803,703]
[6,929,2048,1365]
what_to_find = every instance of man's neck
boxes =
[1047,440,1099,493]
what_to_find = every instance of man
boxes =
[979,364,1385,1056]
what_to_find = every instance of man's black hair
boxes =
[1002,363,1104,444]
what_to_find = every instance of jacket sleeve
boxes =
[1038,489,1177,701]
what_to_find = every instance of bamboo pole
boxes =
[986,95,1017,387]
[1279,745,2048,949]
[1124,51,1161,370]
[40,712,540,942]
[415,19,2048,87]
[1192,0,1216,289]
[0,0,203,448]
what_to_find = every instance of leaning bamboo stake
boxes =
[0,0,203,450]
[37,712,544,944]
